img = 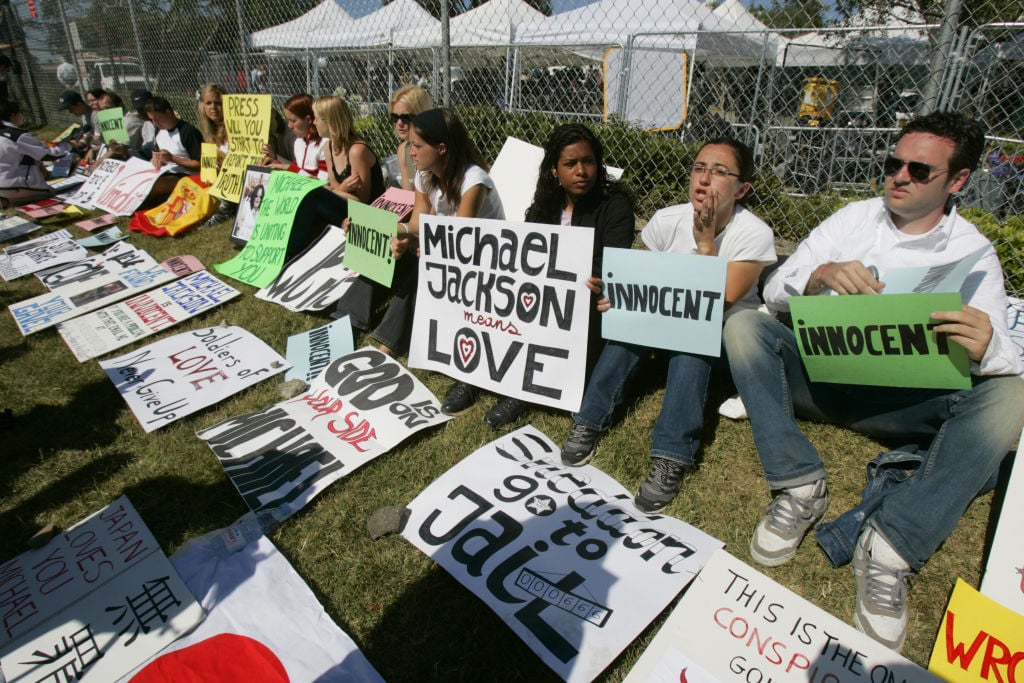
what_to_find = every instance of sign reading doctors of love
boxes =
[601,248,727,356]
[624,549,937,683]
[198,347,450,517]
[402,425,722,682]
[100,326,289,432]
[410,217,594,412]
[789,292,971,390]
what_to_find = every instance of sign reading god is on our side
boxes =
[789,292,971,390]
[409,216,594,412]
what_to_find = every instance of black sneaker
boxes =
[561,422,600,466]
[483,397,527,430]
[634,458,691,513]
[441,382,479,415]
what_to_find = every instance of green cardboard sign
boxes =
[96,107,128,144]
[344,200,397,287]
[790,292,971,390]
[214,171,324,288]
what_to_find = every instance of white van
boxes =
[91,61,149,91]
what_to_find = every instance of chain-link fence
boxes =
[3,0,1022,294]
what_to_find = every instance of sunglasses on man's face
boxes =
[882,156,948,183]
[390,113,413,124]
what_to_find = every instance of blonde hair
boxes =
[196,83,227,148]
[313,95,357,151]
[390,85,432,115]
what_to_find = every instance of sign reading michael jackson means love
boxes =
[0,496,205,682]
[601,248,727,356]
[198,347,450,517]
[255,225,359,311]
[402,425,723,682]
[624,549,939,683]
[100,326,289,432]
[57,270,240,362]
[345,199,397,286]
[410,217,594,412]
[789,292,971,390]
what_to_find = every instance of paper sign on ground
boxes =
[255,225,359,311]
[96,107,128,143]
[0,496,204,682]
[215,170,323,287]
[229,165,271,245]
[0,232,87,280]
[37,243,155,290]
[101,325,289,432]
[17,197,61,212]
[209,94,272,203]
[370,186,415,221]
[601,248,727,356]
[22,202,67,219]
[284,317,354,383]
[345,199,397,286]
[0,215,40,241]
[49,174,85,193]
[403,425,722,682]
[980,432,1024,614]
[410,216,593,412]
[65,159,124,209]
[77,226,126,248]
[91,157,169,216]
[929,578,1024,681]
[625,549,937,683]
[38,204,87,224]
[200,143,218,185]
[790,293,970,390]
[57,270,240,361]
[198,347,450,517]
[882,245,988,295]
[74,212,119,232]
[120,534,382,682]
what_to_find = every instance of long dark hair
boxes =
[526,123,631,223]
[413,108,488,210]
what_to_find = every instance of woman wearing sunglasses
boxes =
[560,137,777,514]
[389,85,432,190]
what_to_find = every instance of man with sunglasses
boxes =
[722,111,1024,651]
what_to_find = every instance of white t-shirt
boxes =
[292,137,328,181]
[641,202,777,317]
[414,164,504,219]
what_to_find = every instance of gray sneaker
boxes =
[853,526,912,651]
[749,479,827,567]
[561,422,600,466]
[634,457,691,514]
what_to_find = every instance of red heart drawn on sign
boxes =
[458,335,476,365]
[521,293,536,309]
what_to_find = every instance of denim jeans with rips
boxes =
[723,308,1024,570]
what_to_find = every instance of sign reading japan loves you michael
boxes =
[410,216,594,412]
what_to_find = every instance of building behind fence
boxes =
[2,0,1022,293]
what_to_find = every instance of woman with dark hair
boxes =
[478,123,638,429]
[261,93,327,180]
[560,137,777,514]
[0,100,72,205]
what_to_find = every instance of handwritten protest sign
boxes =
[0,231,86,281]
[254,225,358,311]
[22,202,67,219]
[410,216,593,411]
[96,106,128,143]
[403,425,722,682]
[0,496,204,682]
[37,243,154,290]
[200,143,219,185]
[74,212,118,232]
[370,186,415,222]
[215,171,323,288]
[1008,296,1024,377]
[929,579,1024,681]
[91,156,169,216]
[198,348,450,517]
[65,159,124,209]
[230,165,271,245]
[345,200,397,286]
[57,270,240,361]
[882,246,988,295]
[0,215,40,242]
[789,293,971,390]
[601,248,727,356]
[980,433,1024,615]
[284,317,354,384]
[77,226,126,248]
[38,204,86,224]
[209,94,272,203]
[101,325,289,432]
[625,549,937,683]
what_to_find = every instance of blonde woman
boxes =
[389,85,432,189]
[195,83,228,158]
[312,95,383,203]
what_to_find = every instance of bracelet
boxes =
[399,223,409,235]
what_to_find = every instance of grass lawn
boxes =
[0,175,1006,679]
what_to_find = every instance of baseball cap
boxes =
[57,90,84,111]
[130,89,153,109]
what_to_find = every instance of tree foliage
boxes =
[750,0,826,31]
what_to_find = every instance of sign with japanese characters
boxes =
[101,325,289,432]
[255,225,359,311]
[980,432,1024,615]
[57,270,240,362]
[284,317,354,384]
[198,347,450,517]
[0,496,204,682]
[410,216,593,412]
[625,549,937,683]
[403,426,722,682]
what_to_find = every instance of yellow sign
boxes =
[210,94,272,203]
[200,143,219,185]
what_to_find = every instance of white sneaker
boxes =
[750,479,828,567]
[853,526,912,651]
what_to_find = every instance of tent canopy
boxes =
[777,6,932,67]
[393,0,547,48]
[250,1,358,49]
[305,0,440,48]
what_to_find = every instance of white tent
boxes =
[392,0,547,49]
[709,0,784,63]
[306,0,440,48]
[250,1,358,49]
[778,6,932,67]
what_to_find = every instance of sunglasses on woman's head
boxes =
[390,113,413,124]
[882,156,948,183]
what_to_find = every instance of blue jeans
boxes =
[724,309,1024,570]
[572,341,713,465]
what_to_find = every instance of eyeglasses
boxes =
[882,156,948,183]
[692,163,740,179]
[390,113,413,124]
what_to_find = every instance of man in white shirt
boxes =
[723,111,1024,651]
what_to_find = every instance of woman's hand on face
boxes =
[692,188,719,255]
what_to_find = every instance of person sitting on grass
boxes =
[144,96,202,205]
[0,100,72,206]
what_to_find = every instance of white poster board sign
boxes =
[198,347,450,517]
[101,325,289,432]
[90,157,170,216]
[0,232,87,281]
[255,225,359,311]
[403,425,723,682]
[980,431,1024,614]
[410,216,593,412]
[64,158,125,209]
[0,215,40,242]
[37,242,155,291]
[284,317,354,384]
